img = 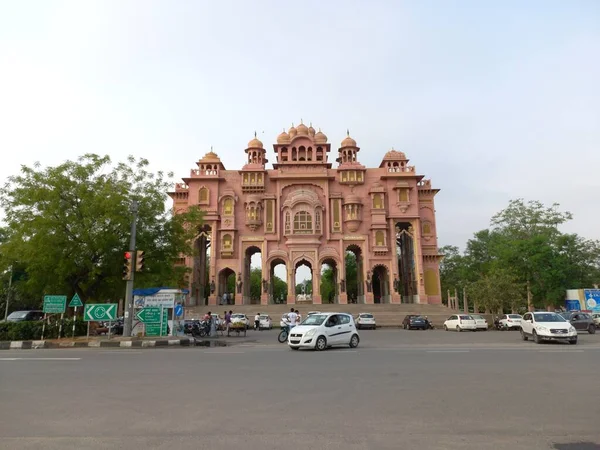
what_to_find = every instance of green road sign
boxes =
[84,303,118,322]
[135,307,162,323]
[145,309,168,336]
[68,293,83,308]
[43,295,67,314]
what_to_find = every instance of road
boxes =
[1,330,599,450]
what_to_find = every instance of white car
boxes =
[356,313,376,330]
[280,313,289,328]
[230,313,250,330]
[592,313,600,327]
[443,314,477,332]
[499,314,522,330]
[307,311,321,316]
[520,311,577,344]
[471,314,488,331]
[258,314,272,330]
[288,312,360,351]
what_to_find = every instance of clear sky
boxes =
[1,0,599,270]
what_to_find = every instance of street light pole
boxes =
[123,201,138,337]
[4,265,13,321]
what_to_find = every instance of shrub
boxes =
[0,319,88,341]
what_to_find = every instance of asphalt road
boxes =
[1,330,600,450]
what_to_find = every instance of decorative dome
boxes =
[277,129,290,144]
[345,193,362,204]
[308,123,316,137]
[288,125,297,138]
[247,132,263,149]
[340,130,357,148]
[296,121,309,136]
[202,149,221,161]
[383,149,407,160]
[314,129,328,144]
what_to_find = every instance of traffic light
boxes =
[123,251,133,280]
[135,250,145,272]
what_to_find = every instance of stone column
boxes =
[287,269,295,304]
[313,267,322,304]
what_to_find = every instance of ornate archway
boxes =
[372,264,391,304]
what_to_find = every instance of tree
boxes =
[250,268,262,302]
[320,265,335,304]
[438,245,465,304]
[0,154,203,305]
[272,275,287,304]
[467,268,525,314]
[345,252,358,301]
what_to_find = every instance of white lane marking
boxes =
[0,357,82,361]
[426,350,470,353]
[99,351,143,354]
[539,350,584,353]
[201,351,245,354]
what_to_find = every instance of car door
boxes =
[323,315,343,345]
[446,315,457,328]
[571,314,585,331]
[522,313,532,335]
[337,314,354,344]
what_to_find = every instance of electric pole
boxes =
[123,201,138,337]
[3,265,13,321]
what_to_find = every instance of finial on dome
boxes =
[300,118,303,124]
[254,131,257,138]
[347,129,350,136]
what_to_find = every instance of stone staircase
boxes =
[186,303,458,327]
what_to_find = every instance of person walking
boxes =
[254,312,261,331]
[225,310,232,333]
[287,307,298,332]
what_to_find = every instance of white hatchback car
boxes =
[230,313,250,329]
[443,314,477,332]
[258,315,272,330]
[499,314,522,330]
[356,313,376,330]
[470,314,489,331]
[288,313,360,351]
[520,311,577,344]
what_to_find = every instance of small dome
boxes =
[345,193,362,204]
[384,149,407,160]
[308,123,316,137]
[296,122,309,136]
[277,129,290,144]
[247,135,263,149]
[341,130,357,148]
[202,150,221,161]
[314,129,328,143]
[288,125,297,138]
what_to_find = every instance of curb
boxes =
[0,338,194,350]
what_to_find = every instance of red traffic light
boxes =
[124,252,132,259]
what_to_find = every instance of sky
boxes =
[1,0,599,284]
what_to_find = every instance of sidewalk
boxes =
[0,336,196,350]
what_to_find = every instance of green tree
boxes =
[345,252,358,301]
[467,268,525,314]
[0,154,203,305]
[250,268,262,302]
[320,265,335,304]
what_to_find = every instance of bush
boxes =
[0,318,88,341]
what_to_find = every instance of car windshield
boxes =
[534,313,565,322]
[412,316,425,320]
[7,311,29,319]
[508,314,521,319]
[360,314,373,318]
[301,314,327,326]
[471,315,484,320]
[232,314,245,319]
[459,315,472,320]
[259,315,269,319]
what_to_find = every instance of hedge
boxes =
[0,319,88,341]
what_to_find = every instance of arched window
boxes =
[199,187,209,203]
[222,234,233,250]
[375,231,385,246]
[422,221,432,235]
[315,210,321,231]
[223,198,234,216]
[293,211,312,234]
[373,194,383,209]
[399,189,409,202]
[285,211,291,234]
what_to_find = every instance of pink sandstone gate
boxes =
[169,122,442,307]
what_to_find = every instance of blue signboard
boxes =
[583,289,600,312]
[174,304,183,317]
[565,300,581,311]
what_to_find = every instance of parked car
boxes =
[230,313,250,330]
[288,312,359,351]
[258,314,272,330]
[356,313,376,330]
[6,310,44,322]
[443,314,477,332]
[402,315,427,330]
[592,313,600,327]
[471,314,489,331]
[556,311,596,334]
[307,311,321,316]
[499,314,522,330]
[520,311,577,344]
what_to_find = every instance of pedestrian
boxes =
[295,309,302,324]
[287,307,298,331]
[254,312,260,331]
[225,310,232,333]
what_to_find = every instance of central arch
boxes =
[243,245,262,305]
[345,244,364,304]
[372,264,391,304]
[294,258,313,304]
[319,257,340,304]
[268,257,288,304]
[192,225,211,306]
[217,267,236,305]
[395,222,417,303]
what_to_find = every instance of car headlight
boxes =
[569,326,576,333]
[537,326,548,332]
[305,328,316,337]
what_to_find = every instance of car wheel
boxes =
[569,338,578,345]
[456,325,461,332]
[588,324,596,334]
[315,336,327,351]
[349,334,360,348]
[533,330,541,344]
[521,329,528,341]
[443,325,448,331]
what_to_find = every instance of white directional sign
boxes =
[84,303,118,322]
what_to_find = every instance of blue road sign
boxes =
[174,304,183,317]
[584,289,600,312]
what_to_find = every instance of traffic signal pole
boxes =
[123,201,138,337]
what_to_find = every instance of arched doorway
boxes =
[395,222,417,303]
[269,258,288,304]
[218,268,236,305]
[192,225,211,306]
[320,258,339,304]
[243,246,262,305]
[372,265,390,304]
[294,259,313,304]
[345,245,364,304]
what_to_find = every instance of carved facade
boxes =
[169,123,442,306]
